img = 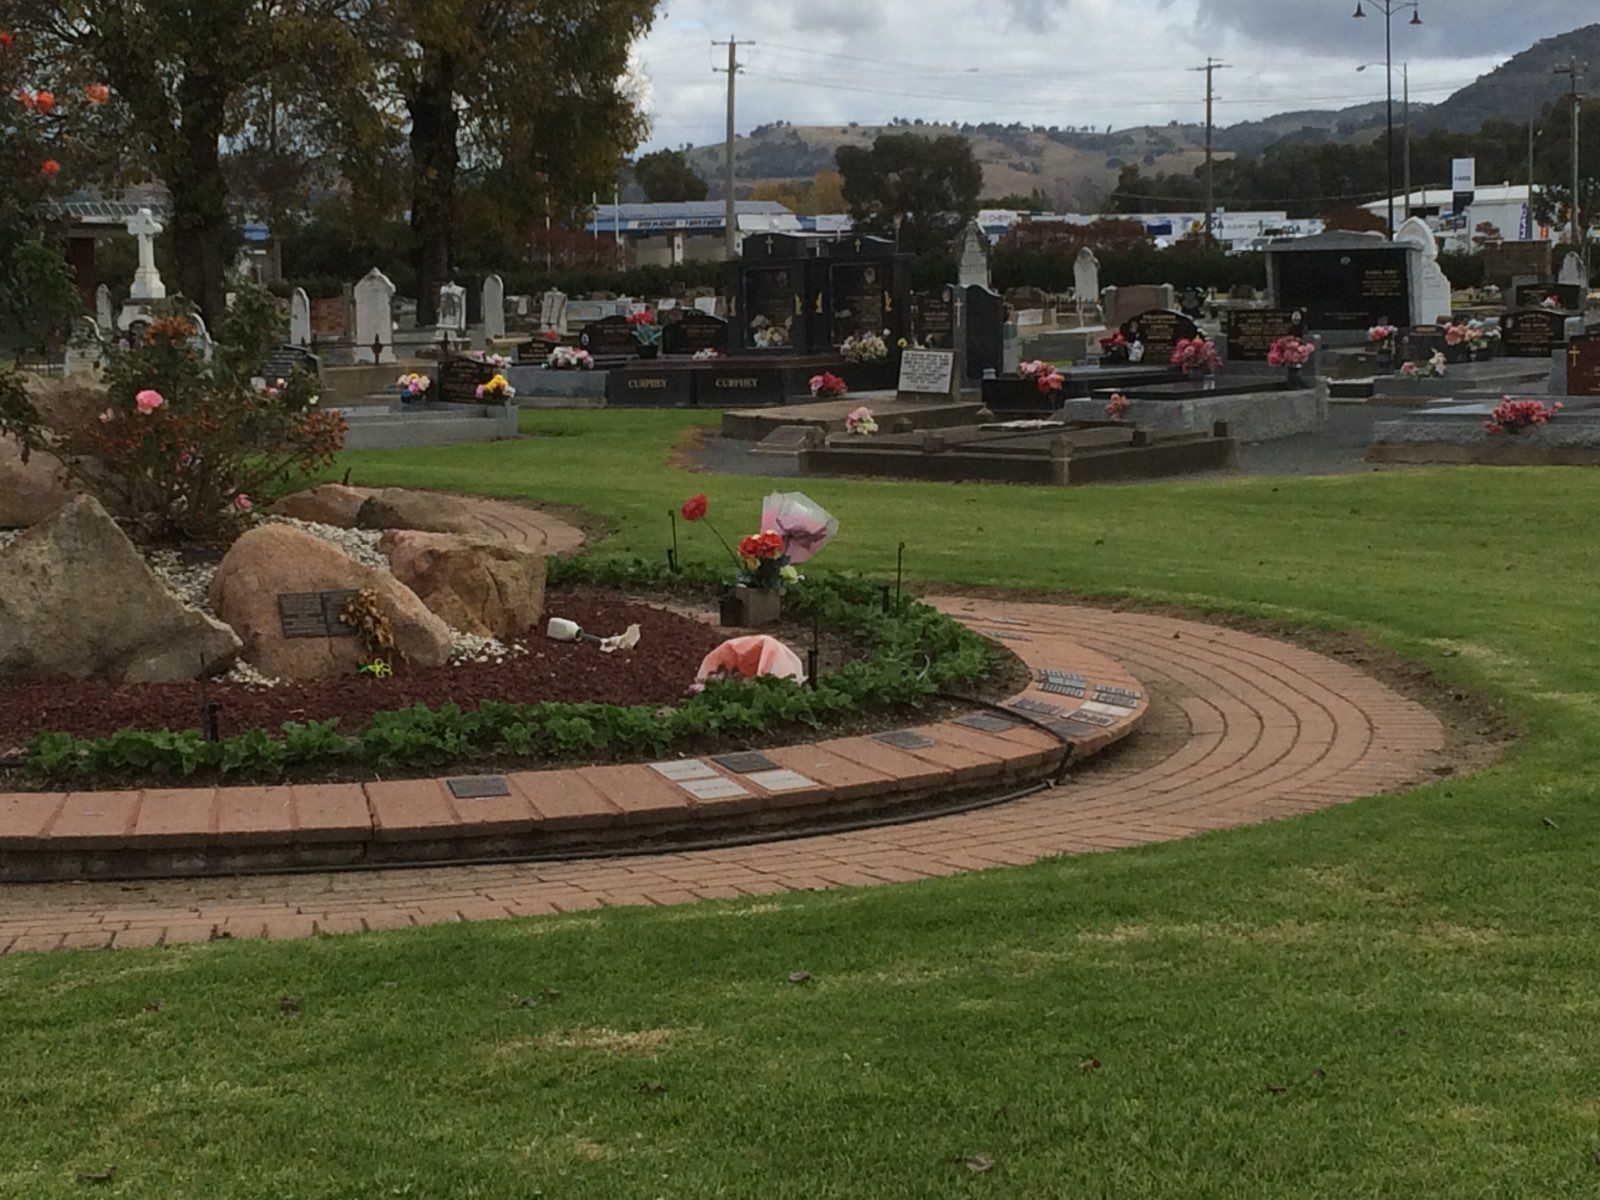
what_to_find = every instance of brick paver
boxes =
[0,600,1447,954]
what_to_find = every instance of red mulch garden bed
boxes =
[0,589,727,747]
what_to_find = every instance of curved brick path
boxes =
[0,599,1446,953]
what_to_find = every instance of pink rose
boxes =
[134,388,164,414]
[234,494,253,512]
[98,409,114,424]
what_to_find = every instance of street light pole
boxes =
[1352,1,1421,238]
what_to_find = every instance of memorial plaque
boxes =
[1010,698,1062,716]
[276,590,359,639]
[446,775,511,800]
[1276,246,1411,330]
[829,261,888,343]
[897,349,956,398]
[606,365,692,407]
[1512,282,1582,312]
[953,712,1021,733]
[578,314,639,358]
[1567,338,1600,398]
[695,365,784,406]
[1225,309,1307,362]
[910,287,956,349]
[1120,309,1200,361]
[1501,309,1566,359]
[1401,324,1447,362]
[1040,679,1086,698]
[713,751,780,774]
[875,729,935,750]
[661,309,728,356]
[435,356,493,404]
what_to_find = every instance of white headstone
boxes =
[1558,251,1587,289]
[187,312,214,362]
[63,316,102,378]
[1395,217,1452,325]
[957,222,991,289]
[289,287,311,347]
[436,283,467,335]
[1073,248,1101,304]
[694,295,720,317]
[353,268,397,364]
[481,274,505,340]
[125,207,166,302]
[897,348,957,399]
[94,284,114,332]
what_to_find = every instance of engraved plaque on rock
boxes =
[276,590,360,639]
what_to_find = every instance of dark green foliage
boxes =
[634,148,707,203]
[836,132,983,256]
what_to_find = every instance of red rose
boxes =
[0,31,14,51]
[40,159,60,177]
[85,83,110,105]
[753,531,785,559]
[680,493,708,522]
[34,90,54,114]
[737,534,761,559]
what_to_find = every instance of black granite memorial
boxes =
[1225,309,1307,362]
[1501,309,1566,360]
[1121,309,1200,363]
[434,356,495,404]
[1512,282,1583,312]
[578,315,639,359]
[661,309,729,356]
[1274,241,1411,330]
[910,287,956,350]
[965,285,1005,381]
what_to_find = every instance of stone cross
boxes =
[126,207,167,301]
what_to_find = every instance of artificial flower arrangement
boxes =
[1444,320,1499,355]
[1399,350,1448,378]
[546,346,595,370]
[1485,397,1561,435]
[840,331,890,363]
[1266,336,1316,368]
[468,350,512,369]
[1099,330,1132,361]
[1171,335,1222,375]
[845,405,878,435]
[810,371,848,399]
[1018,359,1064,395]
[1105,391,1130,420]
[397,372,432,399]
[475,372,516,401]
[691,347,723,360]
[625,308,660,341]
[752,319,789,349]
[678,490,837,595]
[1540,293,1565,311]
[1368,323,1399,349]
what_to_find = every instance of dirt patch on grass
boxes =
[541,1026,679,1054]
[668,425,710,472]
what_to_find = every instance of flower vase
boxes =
[1202,372,1217,392]
[1286,365,1305,388]
[720,586,782,628]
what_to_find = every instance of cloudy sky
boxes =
[635,0,1592,150]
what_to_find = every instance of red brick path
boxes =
[0,600,1445,954]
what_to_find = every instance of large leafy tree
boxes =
[377,0,657,324]
[14,0,380,326]
[634,148,706,203]
[835,132,982,256]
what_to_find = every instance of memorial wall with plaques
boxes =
[724,233,909,354]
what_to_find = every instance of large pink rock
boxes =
[0,496,239,683]
[0,435,75,528]
[379,530,547,639]
[210,525,452,679]
[271,484,369,528]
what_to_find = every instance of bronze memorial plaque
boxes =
[277,590,361,639]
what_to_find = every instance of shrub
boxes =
[0,285,346,543]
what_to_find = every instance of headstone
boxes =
[829,259,890,343]
[1558,252,1588,290]
[694,295,722,317]
[188,312,214,362]
[1512,282,1584,311]
[1562,337,1600,397]
[481,274,505,340]
[1401,324,1447,362]
[964,285,1004,381]
[1224,308,1307,362]
[540,290,569,334]
[741,264,803,350]
[897,349,957,400]
[1073,248,1101,306]
[1121,309,1200,362]
[289,287,312,348]
[1500,309,1567,359]
[662,309,728,356]
[1001,321,1021,376]
[1267,231,1412,330]
[63,316,102,377]
[125,207,166,302]
[436,283,467,336]
[910,286,956,350]
[352,268,396,364]
[94,284,114,332]
[1396,217,1452,325]
[1101,284,1174,329]
[311,296,345,339]
[1482,241,1553,289]
[578,314,639,358]
[957,221,991,289]
[435,356,494,404]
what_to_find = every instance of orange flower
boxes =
[40,159,60,177]
[84,83,110,105]
[33,89,54,114]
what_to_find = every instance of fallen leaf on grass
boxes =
[1079,1058,1101,1073]
[787,970,813,985]
[74,1167,114,1184]
[1265,1083,1290,1095]
[961,1154,994,1174]
[1543,817,1560,830]
[634,1081,669,1096]
[278,995,302,1016]
[140,1001,162,1014]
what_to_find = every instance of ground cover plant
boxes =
[5,409,1600,1197]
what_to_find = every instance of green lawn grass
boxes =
[6,409,1600,1197]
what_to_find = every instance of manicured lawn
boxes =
[6,409,1600,1197]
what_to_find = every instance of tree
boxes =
[377,0,657,324]
[751,168,845,216]
[835,132,982,255]
[980,188,1053,211]
[634,148,706,203]
[1321,206,1388,234]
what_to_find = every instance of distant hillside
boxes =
[1414,22,1600,133]
[671,21,1599,210]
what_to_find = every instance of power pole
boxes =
[1192,57,1231,245]
[713,37,751,259]
[1554,57,1585,250]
